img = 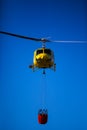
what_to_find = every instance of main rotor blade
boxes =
[0,31,41,41]
[1,31,86,43]
[52,40,87,43]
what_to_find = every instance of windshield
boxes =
[44,49,51,55]
[36,50,43,55]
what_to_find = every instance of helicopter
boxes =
[29,43,56,72]
[0,31,87,73]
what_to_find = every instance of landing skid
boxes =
[29,63,56,72]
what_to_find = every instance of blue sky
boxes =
[0,0,87,129]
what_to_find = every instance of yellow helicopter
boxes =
[29,42,56,72]
[0,31,86,73]
[0,31,56,72]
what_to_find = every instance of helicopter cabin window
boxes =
[36,50,43,55]
[44,49,51,55]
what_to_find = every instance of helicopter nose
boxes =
[41,54,46,59]
[42,54,49,60]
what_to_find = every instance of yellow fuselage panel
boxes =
[33,52,54,68]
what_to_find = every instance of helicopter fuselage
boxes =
[29,48,56,71]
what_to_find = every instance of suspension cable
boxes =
[41,69,47,109]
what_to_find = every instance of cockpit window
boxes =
[36,50,43,55]
[44,49,51,55]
